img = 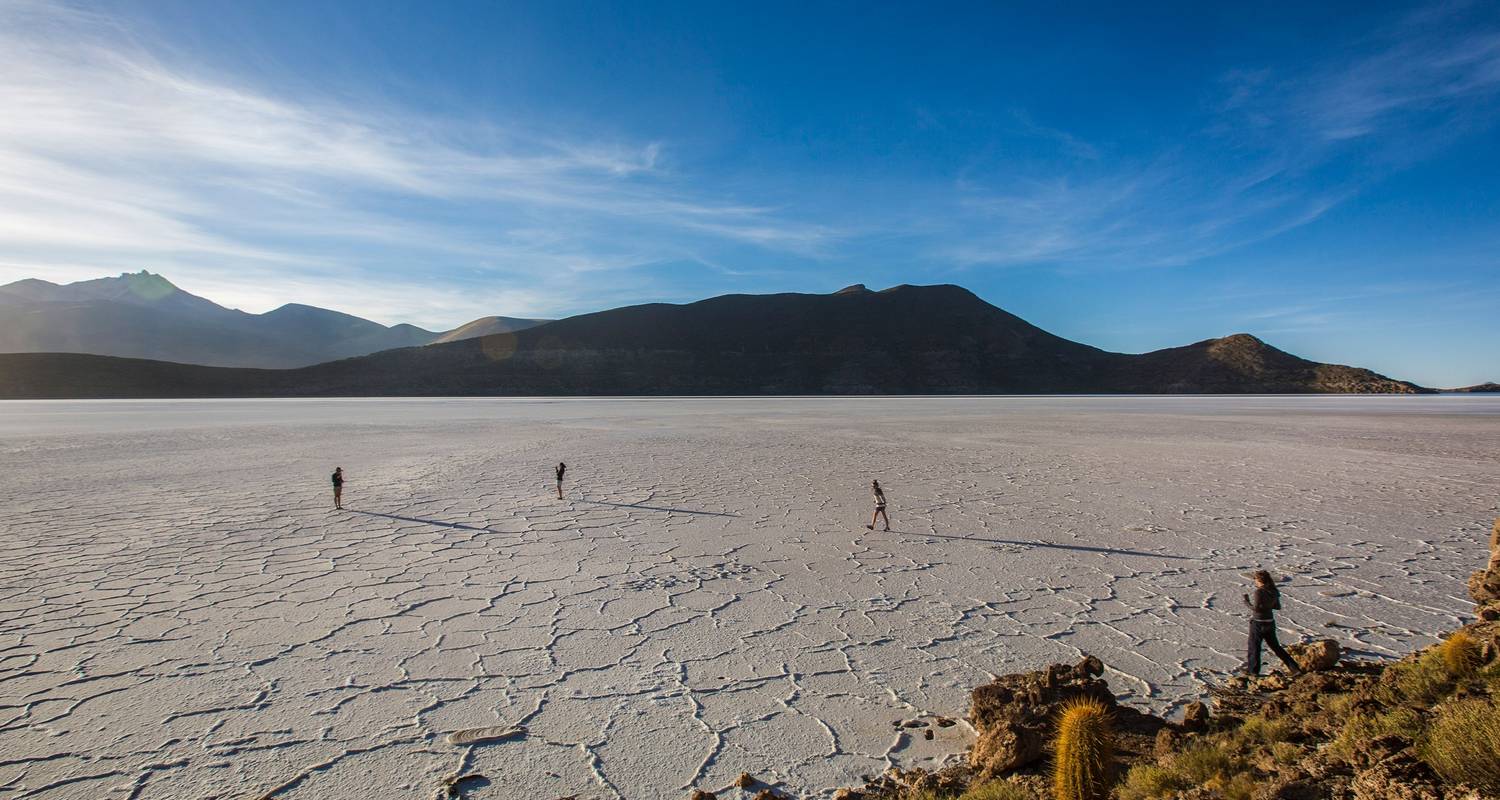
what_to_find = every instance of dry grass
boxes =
[1116,764,1185,800]
[1332,707,1424,759]
[901,789,955,800]
[1233,714,1292,745]
[1270,741,1304,765]
[1438,631,1482,678]
[957,780,1036,800]
[1418,697,1500,794]
[1379,647,1459,707]
[1115,738,1261,800]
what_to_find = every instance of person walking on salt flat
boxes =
[555,461,567,499]
[331,467,344,510]
[866,479,890,532]
[1242,569,1303,676]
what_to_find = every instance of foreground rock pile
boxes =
[1468,519,1500,621]
[821,521,1500,800]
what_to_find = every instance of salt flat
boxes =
[1,396,1497,800]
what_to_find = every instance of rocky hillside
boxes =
[1109,334,1429,395]
[0,284,1430,398]
[0,271,546,367]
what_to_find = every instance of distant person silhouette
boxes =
[1243,570,1302,676]
[555,462,567,499]
[331,467,344,510]
[866,480,890,531]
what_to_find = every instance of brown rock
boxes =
[1468,566,1500,606]
[1346,734,1412,771]
[935,716,956,727]
[753,792,778,800]
[967,654,1116,776]
[1153,727,1181,761]
[1074,654,1105,678]
[968,719,1047,775]
[923,728,934,740]
[1351,755,1442,800]
[1253,778,1324,800]
[831,791,862,800]
[1478,603,1500,622]
[735,772,755,788]
[1288,639,1342,672]
[1257,673,1291,692]
[1468,520,1500,607]
[689,791,717,800]
[1181,700,1209,731]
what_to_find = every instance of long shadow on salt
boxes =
[578,499,738,517]
[897,530,1193,559]
[349,509,500,533]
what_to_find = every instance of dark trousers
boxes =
[1246,619,1299,675]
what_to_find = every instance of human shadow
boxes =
[578,500,738,517]
[896,531,1192,560]
[350,509,498,533]
[446,773,491,798]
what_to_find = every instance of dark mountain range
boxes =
[0,283,1429,398]
[1450,383,1500,393]
[0,271,548,368]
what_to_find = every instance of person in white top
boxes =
[865,480,890,531]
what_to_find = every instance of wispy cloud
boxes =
[937,163,1347,270]
[0,0,835,326]
[938,2,1500,272]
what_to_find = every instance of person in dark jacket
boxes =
[1243,570,1302,676]
[554,462,567,499]
[331,467,344,510]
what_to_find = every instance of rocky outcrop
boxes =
[1468,519,1500,620]
[968,656,1114,776]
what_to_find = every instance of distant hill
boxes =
[431,315,552,344]
[0,271,547,367]
[1450,382,1500,393]
[0,283,1431,398]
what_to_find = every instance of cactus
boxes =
[1052,696,1115,800]
[1440,631,1482,677]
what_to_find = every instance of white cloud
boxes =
[0,0,836,326]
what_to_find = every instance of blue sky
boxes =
[1,0,1497,386]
